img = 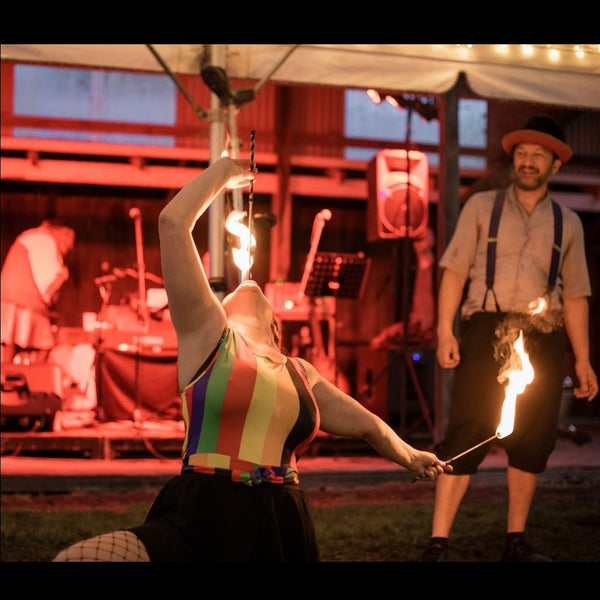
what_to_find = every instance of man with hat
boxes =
[420,116,598,562]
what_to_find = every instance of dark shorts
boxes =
[129,472,320,562]
[436,312,566,475]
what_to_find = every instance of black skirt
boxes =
[129,471,320,562]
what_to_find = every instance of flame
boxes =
[527,296,548,315]
[225,210,255,280]
[495,329,534,438]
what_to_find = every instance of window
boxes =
[13,64,177,146]
[344,89,487,169]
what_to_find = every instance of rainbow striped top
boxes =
[180,328,320,485]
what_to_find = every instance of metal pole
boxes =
[227,104,243,212]
[434,81,461,442]
[208,45,227,298]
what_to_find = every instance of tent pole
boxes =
[208,45,227,299]
[434,79,461,442]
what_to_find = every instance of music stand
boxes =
[303,252,369,300]
[303,252,370,387]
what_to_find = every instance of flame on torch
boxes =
[527,295,548,315]
[495,329,534,438]
[225,210,256,281]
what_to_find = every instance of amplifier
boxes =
[1,363,63,397]
[98,329,177,355]
[1,363,63,431]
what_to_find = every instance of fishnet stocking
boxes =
[53,530,150,562]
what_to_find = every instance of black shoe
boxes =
[421,541,448,562]
[501,537,552,562]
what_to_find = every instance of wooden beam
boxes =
[2,137,598,211]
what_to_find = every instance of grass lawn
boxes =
[2,481,599,563]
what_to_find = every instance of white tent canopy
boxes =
[2,43,600,109]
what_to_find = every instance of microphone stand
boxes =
[298,210,338,385]
[399,111,412,436]
[129,207,149,428]
[130,208,150,333]
[299,211,330,298]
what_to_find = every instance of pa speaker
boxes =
[367,149,429,242]
[355,348,389,421]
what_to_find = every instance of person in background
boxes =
[53,156,451,562]
[421,116,598,562]
[1,218,75,364]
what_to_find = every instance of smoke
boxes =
[493,309,563,371]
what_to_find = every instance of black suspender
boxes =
[483,189,505,312]
[548,200,563,294]
[483,189,563,312]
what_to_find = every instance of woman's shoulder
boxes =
[179,327,231,390]
[290,356,321,387]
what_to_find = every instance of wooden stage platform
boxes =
[1,419,186,460]
[0,420,374,460]
[0,418,375,461]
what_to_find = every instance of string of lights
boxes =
[366,43,599,116]
[454,43,600,63]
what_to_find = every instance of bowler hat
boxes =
[502,116,573,163]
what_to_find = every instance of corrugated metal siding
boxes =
[175,76,279,154]
[173,76,346,157]
[1,61,14,136]
[289,85,345,157]
[566,111,600,176]
[234,79,277,155]
[174,74,211,148]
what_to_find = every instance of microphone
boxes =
[317,209,332,221]
[129,207,141,220]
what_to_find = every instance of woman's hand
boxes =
[408,450,453,482]
[222,157,257,190]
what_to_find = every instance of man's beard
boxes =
[513,165,553,191]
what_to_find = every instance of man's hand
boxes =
[436,332,460,369]
[573,360,599,401]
